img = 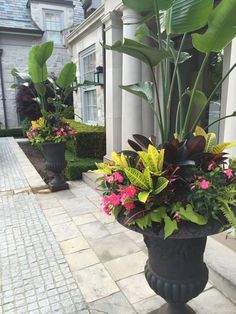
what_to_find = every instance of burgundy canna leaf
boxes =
[128,139,143,152]
[186,135,206,157]
[133,134,153,149]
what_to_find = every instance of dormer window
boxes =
[44,10,63,44]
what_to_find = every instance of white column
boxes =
[122,8,142,148]
[102,11,123,159]
[142,63,154,138]
[220,38,236,156]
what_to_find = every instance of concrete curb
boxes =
[11,137,48,192]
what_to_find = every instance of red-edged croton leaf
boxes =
[186,135,206,157]
[133,134,153,149]
[128,139,143,152]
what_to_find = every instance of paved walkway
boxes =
[0,137,236,314]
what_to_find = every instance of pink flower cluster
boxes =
[102,185,137,215]
[224,168,234,179]
[105,172,124,184]
[55,126,75,138]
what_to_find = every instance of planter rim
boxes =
[117,209,234,239]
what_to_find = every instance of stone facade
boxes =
[0,0,84,128]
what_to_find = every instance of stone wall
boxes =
[0,34,71,128]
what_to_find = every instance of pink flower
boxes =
[113,172,124,183]
[199,180,210,190]
[56,130,61,136]
[105,175,115,184]
[124,201,135,211]
[208,161,216,171]
[109,193,120,206]
[124,185,137,198]
[224,168,234,179]
[102,196,112,215]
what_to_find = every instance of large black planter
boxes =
[118,213,229,314]
[43,142,69,192]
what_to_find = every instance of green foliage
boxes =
[65,150,101,180]
[21,118,32,136]
[110,1,236,142]
[66,120,106,159]
[192,0,236,53]
[0,128,23,138]
[56,63,76,89]
[105,39,170,67]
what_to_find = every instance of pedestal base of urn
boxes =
[48,174,69,192]
[148,303,196,314]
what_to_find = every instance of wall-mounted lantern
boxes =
[94,66,104,85]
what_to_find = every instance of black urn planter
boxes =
[118,213,229,314]
[43,142,69,192]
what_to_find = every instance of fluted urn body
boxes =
[43,142,69,192]
[118,213,229,314]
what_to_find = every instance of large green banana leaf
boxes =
[56,62,76,89]
[105,39,170,67]
[28,46,48,84]
[122,0,174,11]
[169,0,213,34]
[120,82,154,104]
[192,0,236,53]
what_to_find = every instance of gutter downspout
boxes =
[102,23,106,127]
[0,49,8,128]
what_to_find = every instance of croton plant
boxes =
[92,127,236,238]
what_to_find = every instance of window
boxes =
[44,10,63,44]
[80,46,97,124]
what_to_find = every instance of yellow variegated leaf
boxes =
[147,145,159,172]
[111,152,122,166]
[205,133,217,152]
[121,153,129,168]
[138,191,150,203]
[143,168,153,189]
[154,177,169,195]
[157,148,165,172]
[124,168,149,190]
[195,126,207,138]
[138,151,149,167]
[92,163,112,175]
[213,142,236,154]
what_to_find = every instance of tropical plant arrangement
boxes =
[11,41,79,142]
[92,0,236,239]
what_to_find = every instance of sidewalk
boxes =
[0,137,236,314]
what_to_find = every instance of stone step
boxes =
[82,172,236,304]
[205,237,236,304]
[82,172,101,192]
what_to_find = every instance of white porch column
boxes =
[102,12,123,159]
[220,38,236,156]
[122,8,142,148]
[142,63,154,138]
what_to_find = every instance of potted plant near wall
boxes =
[12,41,78,191]
[92,0,236,313]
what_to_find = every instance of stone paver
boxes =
[0,138,28,191]
[1,137,236,314]
[0,193,86,313]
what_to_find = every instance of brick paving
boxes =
[0,138,28,192]
[0,137,236,314]
[0,138,87,314]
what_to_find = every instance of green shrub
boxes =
[21,118,32,136]
[65,150,101,180]
[0,128,23,138]
[62,106,74,119]
[66,119,106,159]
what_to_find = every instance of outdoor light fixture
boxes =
[94,66,104,85]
